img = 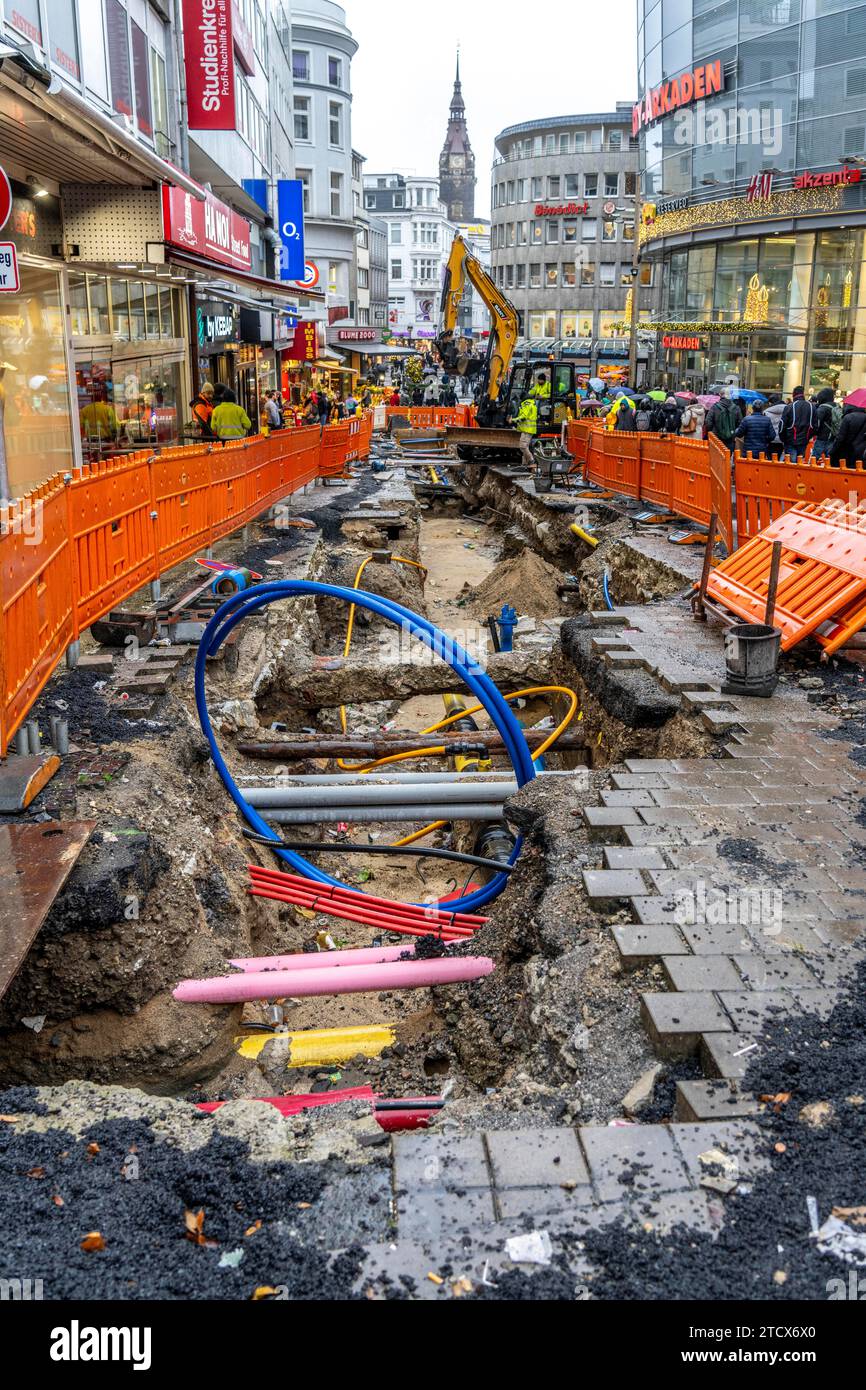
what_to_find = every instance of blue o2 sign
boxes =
[277,180,305,282]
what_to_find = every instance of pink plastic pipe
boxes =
[229,944,414,974]
[174,956,494,1004]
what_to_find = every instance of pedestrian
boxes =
[210,388,252,441]
[441,382,458,407]
[191,382,215,438]
[318,392,331,427]
[705,389,742,449]
[779,385,815,461]
[812,388,841,461]
[345,391,358,416]
[263,391,283,431]
[513,392,539,468]
[212,382,228,406]
[829,403,866,468]
[388,387,400,407]
[734,401,777,457]
[680,397,704,436]
[658,395,683,435]
[361,387,372,409]
[633,397,656,432]
[412,385,424,406]
[615,398,637,432]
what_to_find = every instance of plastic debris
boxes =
[504,1230,552,1266]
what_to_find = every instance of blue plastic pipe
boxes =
[194,582,537,912]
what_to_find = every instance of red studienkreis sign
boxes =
[162,185,252,272]
[535,202,589,217]
[633,61,724,134]
[182,0,236,130]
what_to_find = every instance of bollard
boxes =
[65,640,81,671]
[49,715,60,747]
[151,579,162,602]
[14,727,29,755]
[27,721,40,754]
[56,720,70,755]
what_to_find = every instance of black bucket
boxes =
[722,624,782,699]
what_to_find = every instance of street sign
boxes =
[294,260,320,290]
[276,180,305,282]
[0,166,11,232]
[0,242,19,292]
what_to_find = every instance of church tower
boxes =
[439,52,476,222]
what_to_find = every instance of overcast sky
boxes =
[349,0,638,218]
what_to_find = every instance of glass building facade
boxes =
[637,0,866,393]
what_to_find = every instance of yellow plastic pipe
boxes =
[236,1023,396,1067]
[571,524,599,548]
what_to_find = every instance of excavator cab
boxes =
[503,362,579,440]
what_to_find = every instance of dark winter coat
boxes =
[735,411,777,457]
[829,407,866,467]
[780,396,815,451]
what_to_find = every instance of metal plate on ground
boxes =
[0,821,96,1001]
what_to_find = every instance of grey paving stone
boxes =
[630,895,691,925]
[718,990,802,1032]
[681,921,756,954]
[637,808,701,826]
[603,847,668,871]
[670,1121,770,1182]
[701,1032,762,1080]
[397,1186,496,1239]
[641,991,732,1058]
[579,1124,691,1201]
[590,611,630,627]
[600,790,656,807]
[604,650,647,670]
[393,1132,489,1190]
[613,923,690,967]
[486,1128,589,1190]
[496,1186,598,1220]
[584,806,641,836]
[662,954,743,993]
[626,1188,722,1237]
[674,1080,761,1124]
[611,773,667,791]
[623,826,695,848]
[583,869,648,903]
[625,759,679,773]
[732,953,819,990]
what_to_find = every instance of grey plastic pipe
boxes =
[242,782,516,809]
[263,804,508,825]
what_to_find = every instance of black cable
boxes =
[241,830,513,874]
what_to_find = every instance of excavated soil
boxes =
[467,549,569,622]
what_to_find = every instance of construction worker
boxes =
[531,372,551,400]
[210,388,252,441]
[191,382,215,437]
[514,392,539,469]
[80,391,119,449]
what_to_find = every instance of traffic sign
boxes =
[0,166,11,233]
[0,242,20,292]
[294,260,320,290]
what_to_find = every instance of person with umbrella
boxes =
[676,391,703,437]
[615,396,638,432]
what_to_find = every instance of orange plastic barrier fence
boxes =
[383,406,473,430]
[565,420,593,471]
[0,419,372,754]
[704,499,866,657]
[734,454,866,543]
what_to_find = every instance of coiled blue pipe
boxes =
[194,582,537,912]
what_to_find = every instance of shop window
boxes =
[144,283,160,338]
[68,273,89,335]
[128,280,146,340]
[545,263,558,288]
[562,315,577,338]
[110,278,130,339]
[159,287,174,337]
[0,265,74,497]
[46,0,81,80]
[106,0,132,118]
[88,276,111,334]
[639,263,654,288]
[7,0,42,46]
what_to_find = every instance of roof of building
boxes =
[496,107,635,145]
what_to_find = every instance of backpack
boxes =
[713,400,737,444]
[635,408,653,431]
[828,402,843,439]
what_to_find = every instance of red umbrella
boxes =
[675,391,697,403]
[845,389,866,409]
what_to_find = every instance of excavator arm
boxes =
[435,235,519,421]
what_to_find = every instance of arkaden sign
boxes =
[182,0,236,130]
[162,185,252,272]
[633,60,724,134]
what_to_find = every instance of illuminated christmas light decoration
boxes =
[815,274,831,329]
[743,274,770,324]
[609,319,770,336]
[640,186,846,247]
[843,271,853,310]
[624,288,634,327]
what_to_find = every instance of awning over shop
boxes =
[352,344,417,357]
[165,249,324,306]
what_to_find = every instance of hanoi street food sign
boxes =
[162,184,252,272]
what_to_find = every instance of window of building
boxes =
[328,263,338,295]
[574,131,586,152]
[607,130,622,151]
[580,260,595,286]
[599,264,616,286]
[292,49,309,81]
[329,55,342,86]
[294,95,310,141]
[531,221,543,244]
[330,172,344,217]
[507,223,517,247]
[516,264,527,288]
[413,258,437,282]
[623,221,635,241]
[531,310,557,338]
[507,180,515,203]
[390,223,403,244]
[563,220,578,243]
[530,263,542,288]
[358,267,369,288]
[518,222,528,245]
[517,179,528,201]
[298,169,312,213]
[506,265,515,288]
[545,263,558,287]
[533,135,543,155]
[329,101,343,147]
[602,219,617,242]
[106,0,132,117]
[110,278,130,339]
[548,176,561,199]
[560,133,570,154]
[604,174,619,198]
[639,263,654,287]
[584,174,598,198]
[562,262,576,287]
[546,220,559,244]
[531,177,543,200]
[625,172,637,196]
[582,218,598,240]
[565,175,580,199]
[546,134,556,153]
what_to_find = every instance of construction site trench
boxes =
[2,432,864,1302]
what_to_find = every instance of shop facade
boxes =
[637,0,866,395]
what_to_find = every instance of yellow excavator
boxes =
[435,234,578,481]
